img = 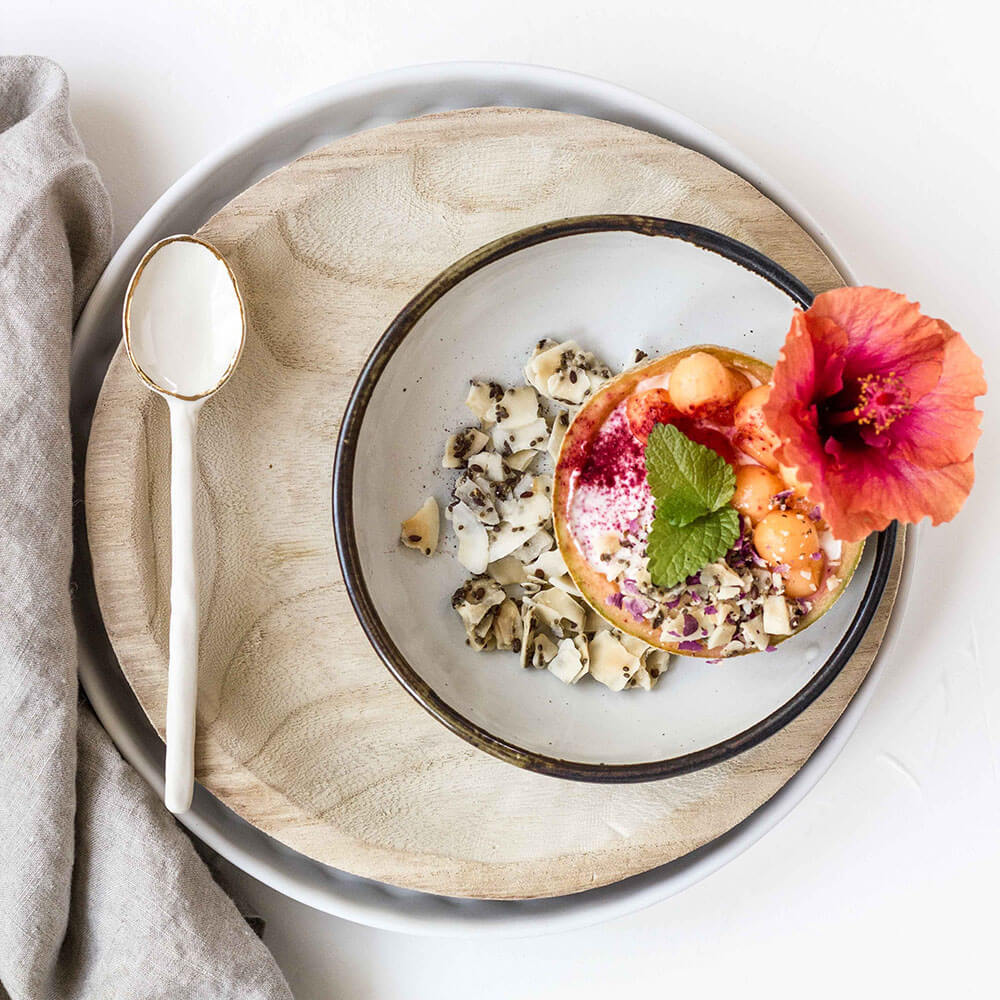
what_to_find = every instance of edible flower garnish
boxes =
[644,424,740,588]
[764,288,986,542]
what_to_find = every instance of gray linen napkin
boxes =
[0,55,292,1000]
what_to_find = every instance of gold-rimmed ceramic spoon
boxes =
[123,235,245,814]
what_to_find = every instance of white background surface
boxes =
[7,1,999,997]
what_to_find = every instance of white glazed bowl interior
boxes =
[345,222,877,771]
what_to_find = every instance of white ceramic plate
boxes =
[337,216,893,779]
[72,61,909,936]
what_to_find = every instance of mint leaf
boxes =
[645,423,736,525]
[646,504,740,590]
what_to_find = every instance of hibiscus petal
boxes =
[766,312,842,470]
[776,311,846,404]
[815,448,976,541]
[893,323,986,467]
[808,288,944,404]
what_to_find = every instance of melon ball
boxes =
[732,466,785,525]
[753,510,824,598]
[734,384,782,470]
[753,509,819,565]
[668,353,751,415]
[783,556,825,599]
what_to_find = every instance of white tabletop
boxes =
[9,0,997,995]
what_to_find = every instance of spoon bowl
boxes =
[124,235,245,399]
[123,234,245,813]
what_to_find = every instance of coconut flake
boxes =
[492,598,524,651]
[465,380,502,424]
[528,587,586,638]
[487,555,527,586]
[510,528,554,565]
[524,547,569,582]
[504,449,537,473]
[489,385,539,429]
[442,427,490,469]
[490,416,549,455]
[450,501,489,574]
[588,630,641,691]
[498,475,552,530]
[762,595,792,636]
[547,410,571,461]
[546,368,592,405]
[453,472,501,526]
[525,340,573,396]
[486,522,531,562]
[547,636,589,684]
[466,451,506,482]
[740,613,769,651]
[528,632,558,669]
[706,622,737,650]
[452,577,506,630]
[400,497,440,556]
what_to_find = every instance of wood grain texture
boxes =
[85,108,903,899]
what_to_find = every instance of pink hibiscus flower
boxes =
[764,287,986,542]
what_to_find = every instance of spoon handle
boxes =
[164,397,203,814]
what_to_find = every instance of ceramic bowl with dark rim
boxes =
[333,215,895,782]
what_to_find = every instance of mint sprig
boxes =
[644,423,739,589]
[646,506,739,589]
[645,424,736,525]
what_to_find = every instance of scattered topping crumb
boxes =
[439,341,671,690]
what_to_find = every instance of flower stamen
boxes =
[824,371,912,434]
[853,371,911,433]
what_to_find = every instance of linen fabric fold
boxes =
[0,55,291,1000]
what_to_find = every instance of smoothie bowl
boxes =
[334,216,895,781]
[553,345,865,659]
